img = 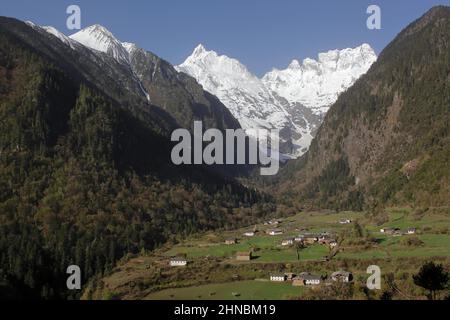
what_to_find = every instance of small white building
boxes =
[281,239,294,246]
[329,241,338,248]
[339,219,352,224]
[243,232,255,237]
[267,229,283,236]
[407,228,417,234]
[169,257,187,267]
[270,275,287,282]
[303,275,321,286]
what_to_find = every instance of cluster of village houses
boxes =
[269,270,353,286]
[236,231,338,249]
[380,227,416,236]
[168,224,417,268]
[168,254,352,287]
[167,219,416,288]
[237,220,353,286]
[167,218,342,267]
[165,218,363,291]
[239,218,341,249]
[169,260,351,288]
[169,218,350,267]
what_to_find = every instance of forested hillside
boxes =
[0,19,275,299]
[0,6,448,301]
[274,6,450,211]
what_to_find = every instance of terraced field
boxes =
[84,207,450,300]
[145,280,306,300]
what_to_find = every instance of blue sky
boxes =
[1,0,448,76]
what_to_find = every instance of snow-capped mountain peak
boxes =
[69,24,130,64]
[262,44,377,114]
[288,59,302,69]
[177,44,377,158]
[177,45,263,100]
[192,44,207,56]
[177,45,315,158]
[29,22,152,102]
[33,20,376,159]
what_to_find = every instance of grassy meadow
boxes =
[84,207,450,300]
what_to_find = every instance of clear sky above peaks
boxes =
[1,0,448,76]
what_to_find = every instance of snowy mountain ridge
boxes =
[262,44,377,114]
[69,24,131,64]
[176,45,291,130]
[177,44,377,157]
[34,22,376,158]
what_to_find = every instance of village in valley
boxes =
[166,216,417,288]
[85,207,450,300]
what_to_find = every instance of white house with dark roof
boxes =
[270,274,287,282]
[302,274,322,286]
[267,229,283,236]
[169,257,187,267]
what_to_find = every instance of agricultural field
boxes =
[84,207,450,300]
[163,210,363,262]
[145,280,306,300]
